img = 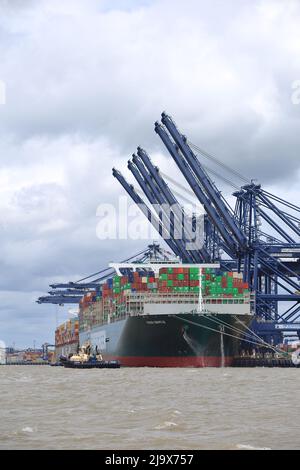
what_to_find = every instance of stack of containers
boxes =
[158,267,198,293]
[113,276,121,294]
[189,267,200,293]
[201,269,249,298]
[102,280,112,298]
[78,267,250,330]
[55,319,79,346]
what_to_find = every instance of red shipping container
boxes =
[228,272,233,277]
[243,282,248,289]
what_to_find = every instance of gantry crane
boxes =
[113,112,300,342]
[37,244,176,305]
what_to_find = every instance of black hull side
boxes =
[97,313,252,367]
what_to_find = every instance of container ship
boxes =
[78,263,253,367]
[55,317,79,361]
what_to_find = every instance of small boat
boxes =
[60,357,120,369]
[59,344,120,369]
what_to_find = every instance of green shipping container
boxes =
[167,280,173,287]
[189,267,199,274]
[178,274,185,280]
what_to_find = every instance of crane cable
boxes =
[201,164,240,190]
[203,312,287,355]
[262,190,300,214]
[194,311,265,345]
[172,314,288,356]
[188,141,251,184]
[190,311,275,350]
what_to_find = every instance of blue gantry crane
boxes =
[113,112,300,343]
[37,244,174,306]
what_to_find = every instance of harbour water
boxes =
[0,366,299,450]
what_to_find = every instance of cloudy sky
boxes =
[0,0,300,348]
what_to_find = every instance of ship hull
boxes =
[79,312,251,367]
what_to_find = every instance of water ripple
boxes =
[0,366,299,449]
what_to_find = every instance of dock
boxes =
[232,356,298,367]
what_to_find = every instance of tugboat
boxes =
[60,343,120,369]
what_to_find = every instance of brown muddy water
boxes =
[0,366,299,450]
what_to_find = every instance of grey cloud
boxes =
[0,0,300,347]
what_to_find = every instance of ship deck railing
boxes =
[79,293,255,331]
[125,292,253,304]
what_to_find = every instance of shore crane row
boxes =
[38,112,300,342]
[113,112,300,340]
[37,244,174,305]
